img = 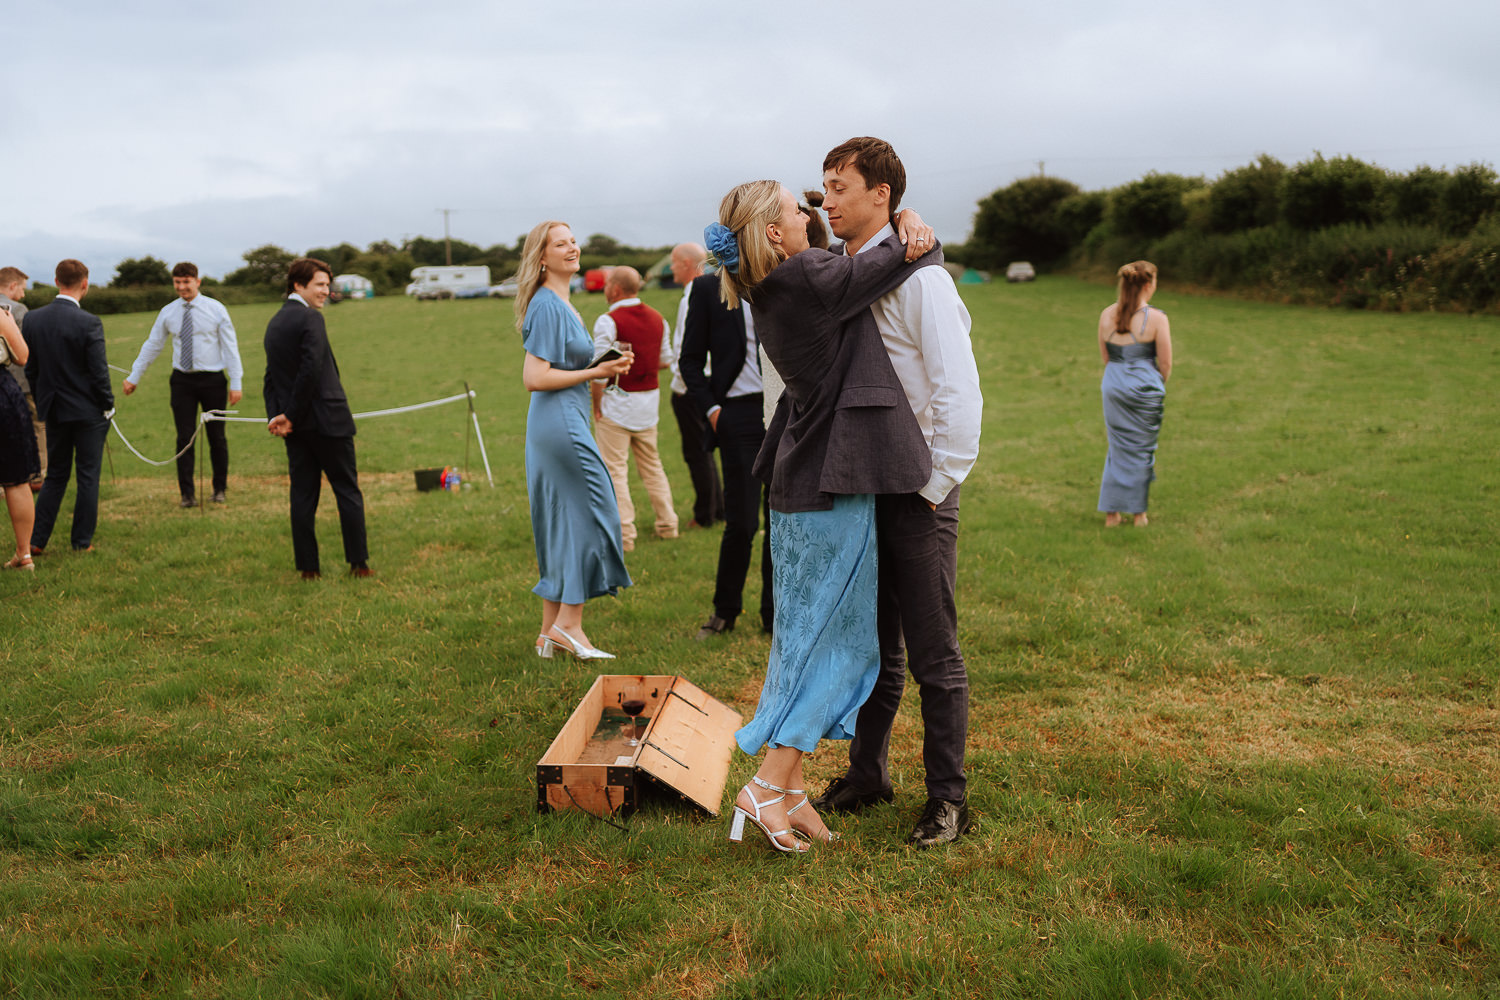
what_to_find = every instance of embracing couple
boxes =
[719,137,983,853]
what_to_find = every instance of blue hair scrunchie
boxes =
[704,222,740,274]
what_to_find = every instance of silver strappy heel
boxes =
[728,775,808,853]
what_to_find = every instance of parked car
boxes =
[1006,261,1036,283]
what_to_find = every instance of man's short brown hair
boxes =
[823,136,907,212]
[0,266,27,288]
[285,257,331,294]
[172,261,199,279]
[55,259,89,289]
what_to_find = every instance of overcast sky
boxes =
[3,0,1494,283]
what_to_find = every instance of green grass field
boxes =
[2,278,1497,998]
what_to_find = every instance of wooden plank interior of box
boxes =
[537,674,606,768]
[635,676,743,815]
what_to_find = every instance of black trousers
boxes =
[31,415,109,550]
[847,486,968,802]
[671,390,723,526]
[170,370,229,496]
[712,395,772,627]
[284,432,368,573]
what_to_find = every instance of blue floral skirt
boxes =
[736,494,879,754]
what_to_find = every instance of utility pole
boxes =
[438,208,453,265]
[1038,160,1045,178]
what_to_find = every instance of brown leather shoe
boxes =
[350,564,374,578]
[300,570,321,580]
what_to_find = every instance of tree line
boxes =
[108,234,671,296]
[953,155,1500,312]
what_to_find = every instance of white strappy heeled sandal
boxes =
[784,787,841,843]
[728,775,808,853]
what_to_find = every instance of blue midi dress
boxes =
[522,288,631,604]
[1098,305,1165,514]
[735,493,880,754]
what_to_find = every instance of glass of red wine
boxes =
[621,695,647,747]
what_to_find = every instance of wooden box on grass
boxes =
[537,674,742,817]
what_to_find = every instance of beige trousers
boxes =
[594,415,678,548]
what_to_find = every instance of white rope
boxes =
[107,413,203,467]
[203,390,476,424]
[105,390,492,486]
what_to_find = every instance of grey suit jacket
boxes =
[750,235,939,513]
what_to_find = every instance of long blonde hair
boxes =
[514,219,569,334]
[715,180,787,310]
[1114,260,1158,335]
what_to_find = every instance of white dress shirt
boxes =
[855,223,982,504]
[127,293,244,390]
[593,297,672,433]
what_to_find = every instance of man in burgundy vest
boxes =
[591,266,678,551]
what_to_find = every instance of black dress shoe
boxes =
[695,614,735,641]
[907,797,972,849]
[810,775,894,814]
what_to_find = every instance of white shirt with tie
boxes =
[127,293,243,390]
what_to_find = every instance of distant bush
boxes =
[1438,163,1500,234]
[1106,172,1204,241]
[1385,165,1445,225]
[1208,155,1285,233]
[965,154,1500,313]
[968,175,1083,270]
[1279,154,1385,230]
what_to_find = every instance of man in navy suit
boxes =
[263,257,371,579]
[678,272,773,638]
[25,259,113,553]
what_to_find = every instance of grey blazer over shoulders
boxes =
[750,235,939,513]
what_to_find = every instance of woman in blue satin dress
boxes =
[515,221,635,659]
[1097,260,1174,527]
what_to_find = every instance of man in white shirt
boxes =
[123,262,243,507]
[666,242,723,528]
[809,136,984,848]
[590,266,678,551]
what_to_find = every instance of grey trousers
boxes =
[847,486,969,802]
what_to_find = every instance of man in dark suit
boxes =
[262,257,371,580]
[679,272,773,638]
[25,259,113,553]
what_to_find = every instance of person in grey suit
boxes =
[263,257,371,580]
[707,179,939,852]
[25,259,113,554]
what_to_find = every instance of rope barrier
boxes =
[107,411,204,467]
[102,390,494,487]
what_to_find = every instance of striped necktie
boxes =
[180,301,194,371]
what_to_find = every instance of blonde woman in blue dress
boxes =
[516,221,635,659]
[1098,260,1173,526]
